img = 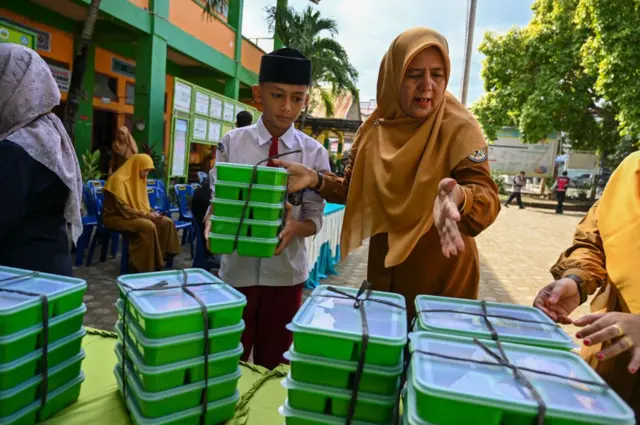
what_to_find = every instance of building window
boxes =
[126,82,135,105]
[94,73,118,102]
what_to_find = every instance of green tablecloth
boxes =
[41,329,289,425]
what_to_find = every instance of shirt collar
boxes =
[256,116,296,149]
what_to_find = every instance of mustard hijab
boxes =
[340,27,487,268]
[597,151,640,313]
[112,126,138,158]
[104,154,154,212]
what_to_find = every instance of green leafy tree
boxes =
[576,0,640,138]
[266,5,358,117]
[472,0,634,159]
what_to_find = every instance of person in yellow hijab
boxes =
[109,126,138,176]
[534,150,640,414]
[274,27,500,319]
[103,154,180,273]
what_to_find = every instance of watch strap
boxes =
[565,274,587,304]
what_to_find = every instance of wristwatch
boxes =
[565,274,587,304]
[314,171,324,191]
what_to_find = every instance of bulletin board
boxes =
[167,78,260,179]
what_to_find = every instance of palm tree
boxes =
[266,5,358,117]
[202,0,229,20]
[63,0,102,139]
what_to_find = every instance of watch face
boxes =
[288,191,303,206]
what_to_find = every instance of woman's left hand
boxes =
[433,178,466,258]
[574,312,640,373]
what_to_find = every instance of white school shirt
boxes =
[209,118,330,287]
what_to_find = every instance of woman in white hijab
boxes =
[0,43,83,276]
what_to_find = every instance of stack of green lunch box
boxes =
[0,266,87,425]
[279,285,407,425]
[113,269,247,425]
[403,296,636,425]
[209,163,288,258]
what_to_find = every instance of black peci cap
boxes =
[259,47,312,86]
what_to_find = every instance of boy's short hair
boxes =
[236,111,253,128]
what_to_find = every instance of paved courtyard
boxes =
[77,207,591,338]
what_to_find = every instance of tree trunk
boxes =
[590,150,606,200]
[62,0,102,139]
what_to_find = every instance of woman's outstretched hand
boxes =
[271,159,318,193]
[433,178,466,258]
[575,312,640,373]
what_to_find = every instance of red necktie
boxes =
[267,136,279,167]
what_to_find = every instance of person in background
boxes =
[533,151,640,414]
[109,126,138,176]
[204,48,330,369]
[274,28,500,321]
[236,110,253,128]
[191,178,221,269]
[103,154,180,273]
[504,171,526,209]
[551,171,571,214]
[0,44,83,277]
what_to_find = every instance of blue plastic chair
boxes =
[75,184,99,266]
[154,187,194,258]
[149,179,179,215]
[147,187,165,213]
[197,172,208,184]
[85,188,126,270]
[174,184,194,221]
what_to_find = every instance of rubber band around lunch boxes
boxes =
[0,272,50,410]
[118,269,224,425]
[312,281,407,425]
[409,300,612,425]
[232,150,302,252]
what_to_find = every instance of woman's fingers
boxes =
[575,314,615,339]
[581,324,623,346]
[573,313,606,328]
[628,347,640,374]
[597,336,635,361]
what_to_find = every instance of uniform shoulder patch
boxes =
[467,149,487,163]
[217,143,225,153]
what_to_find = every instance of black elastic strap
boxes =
[478,301,544,424]
[416,308,560,327]
[117,272,224,424]
[179,269,210,425]
[0,271,38,285]
[0,277,49,409]
[232,149,303,251]
[313,282,407,425]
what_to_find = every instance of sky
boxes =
[242,0,534,106]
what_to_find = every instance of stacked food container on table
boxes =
[0,266,87,425]
[113,269,247,425]
[279,285,407,425]
[209,163,288,258]
[403,295,635,425]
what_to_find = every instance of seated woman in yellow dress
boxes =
[533,150,640,414]
[103,154,180,272]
